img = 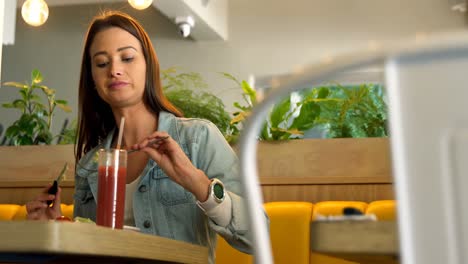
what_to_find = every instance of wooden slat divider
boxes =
[0,138,395,204]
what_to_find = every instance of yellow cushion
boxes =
[264,201,314,264]
[9,204,74,221]
[366,200,396,221]
[12,205,28,220]
[215,235,252,264]
[311,201,368,220]
[61,204,74,219]
[0,204,20,220]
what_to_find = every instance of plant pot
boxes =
[254,137,394,202]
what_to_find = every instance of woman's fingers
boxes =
[26,201,47,213]
[139,133,170,149]
[26,184,61,220]
[26,201,47,220]
[129,134,169,154]
[27,210,43,220]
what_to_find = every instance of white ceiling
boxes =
[15,0,228,41]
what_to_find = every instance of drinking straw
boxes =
[116,116,125,149]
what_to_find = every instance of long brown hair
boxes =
[76,10,182,163]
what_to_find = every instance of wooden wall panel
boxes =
[256,137,392,181]
[0,145,76,205]
[0,187,75,205]
[256,138,394,202]
[0,138,394,204]
[0,145,75,186]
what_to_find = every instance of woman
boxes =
[26,10,266,262]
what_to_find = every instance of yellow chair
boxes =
[7,204,74,221]
[61,204,74,219]
[0,204,20,220]
[12,205,28,220]
[366,200,396,221]
[311,201,368,221]
[215,235,252,264]
[264,201,314,264]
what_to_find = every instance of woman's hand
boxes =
[131,132,211,201]
[26,184,63,220]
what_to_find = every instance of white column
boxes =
[0,1,4,81]
[0,0,17,81]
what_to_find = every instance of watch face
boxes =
[213,182,224,200]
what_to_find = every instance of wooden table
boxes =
[0,221,208,263]
[310,221,399,264]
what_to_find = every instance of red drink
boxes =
[96,149,127,229]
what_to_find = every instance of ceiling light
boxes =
[21,0,49,27]
[128,0,153,10]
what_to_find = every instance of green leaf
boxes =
[12,99,26,110]
[241,81,257,105]
[19,89,28,100]
[29,94,42,102]
[230,111,249,125]
[290,101,320,131]
[17,137,34,145]
[5,125,20,138]
[37,85,54,96]
[233,102,249,111]
[1,103,14,108]
[219,72,241,86]
[31,69,43,84]
[260,122,270,140]
[55,103,72,113]
[57,119,77,145]
[269,97,291,128]
[35,131,53,144]
[33,103,46,113]
[3,82,28,89]
[55,99,68,105]
[2,100,26,111]
[317,87,329,99]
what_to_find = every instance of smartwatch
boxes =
[209,178,225,203]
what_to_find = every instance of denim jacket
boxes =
[74,111,265,263]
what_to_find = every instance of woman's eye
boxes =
[96,62,108,68]
[122,57,134,63]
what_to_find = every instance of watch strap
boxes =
[196,191,232,227]
[197,190,221,212]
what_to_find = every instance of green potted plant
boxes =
[223,74,392,202]
[225,74,388,141]
[161,67,234,139]
[0,70,76,195]
[1,69,72,145]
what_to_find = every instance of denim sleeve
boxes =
[73,151,99,221]
[191,121,269,254]
[73,175,97,221]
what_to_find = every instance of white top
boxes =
[124,175,141,227]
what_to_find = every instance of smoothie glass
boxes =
[96,148,127,229]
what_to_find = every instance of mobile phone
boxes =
[47,163,68,206]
